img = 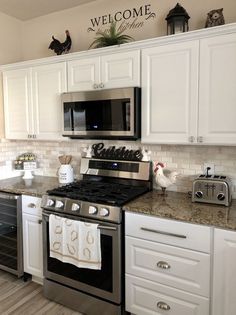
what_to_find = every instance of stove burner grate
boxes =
[47,180,148,206]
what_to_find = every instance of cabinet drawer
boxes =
[126,236,210,297]
[22,195,42,217]
[125,212,211,253]
[126,274,209,315]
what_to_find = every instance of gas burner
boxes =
[47,181,149,206]
[42,157,152,223]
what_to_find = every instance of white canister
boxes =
[58,164,74,184]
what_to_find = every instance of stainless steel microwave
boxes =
[61,87,141,140]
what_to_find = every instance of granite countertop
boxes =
[0,176,59,197]
[123,190,236,231]
[1,176,236,231]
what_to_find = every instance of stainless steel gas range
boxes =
[41,157,152,315]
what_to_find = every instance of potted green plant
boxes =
[89,21,134,49]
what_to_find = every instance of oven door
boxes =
[42,211,122,304]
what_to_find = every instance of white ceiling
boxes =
[0,0,97,21]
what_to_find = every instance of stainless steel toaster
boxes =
[192,174,232,206]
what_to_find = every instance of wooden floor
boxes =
[0,270,81,315]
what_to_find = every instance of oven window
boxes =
[46,223,113,292]
[71,99,130,132]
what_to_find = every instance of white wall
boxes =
[0,12,22,64]
[20,0,236,60]
[0,12,23,138]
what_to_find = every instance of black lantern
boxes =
[165,3,190,35]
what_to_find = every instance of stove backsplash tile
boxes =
[1,139,236,198]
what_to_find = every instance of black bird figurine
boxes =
[48,30,72,55]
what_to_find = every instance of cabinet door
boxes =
[32,62,67,140]
[3,68,32,139]
[212,228,236,315]
[141,41,199,144]
[67,57,100,91]
[23,213,43,278]
[101,50,140,89]
[126,274,209,315]
[199,33,236,144]
[126,236,210,297]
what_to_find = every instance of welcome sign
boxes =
[87,4,156,33]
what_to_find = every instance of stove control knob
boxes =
[89,206,98,215]
[46,199,55,207]
[99,207,109,217]
[71,203,80,211]
[217,193,225,201]
[195,191,203,199]
[55,200,64,209]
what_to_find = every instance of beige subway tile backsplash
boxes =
[1,140,236,197]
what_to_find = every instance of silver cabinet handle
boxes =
[189,136,194,143]
[197,136,203,143]
[99,82,104,88]
[28,134,32,139]
[140,227,187,239]
[38,219,42,224]
[157,301,171,311]
[157,261,171,269]
[93,83,98,89]
[28,203,36,208]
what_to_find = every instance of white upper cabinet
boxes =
[3,62,67,140]
[67,50,140,91]
[142,30,236,145]
[198,33,236,144]
[141,41,199,144]
[3,68,32,139]
[32,63,67,140]
[67,57,100,91]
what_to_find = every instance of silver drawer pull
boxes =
[157,301,171,311]
[140,227,187,239]
[157,261,171,269]
[38,219,42,224]
[28,203,37,208]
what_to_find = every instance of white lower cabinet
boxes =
[22,196,43,280]
[212,228,236,315]
[126,274,209,315]
[125,212,210,315]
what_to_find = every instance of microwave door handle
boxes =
[70,107,74,131]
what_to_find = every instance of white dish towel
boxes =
[49,214,101,270]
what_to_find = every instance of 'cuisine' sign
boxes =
[88,4,156,33]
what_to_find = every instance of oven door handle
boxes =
[42,212,117,231]
[97,225,117,231]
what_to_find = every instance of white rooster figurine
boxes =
[153,161,178,195]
